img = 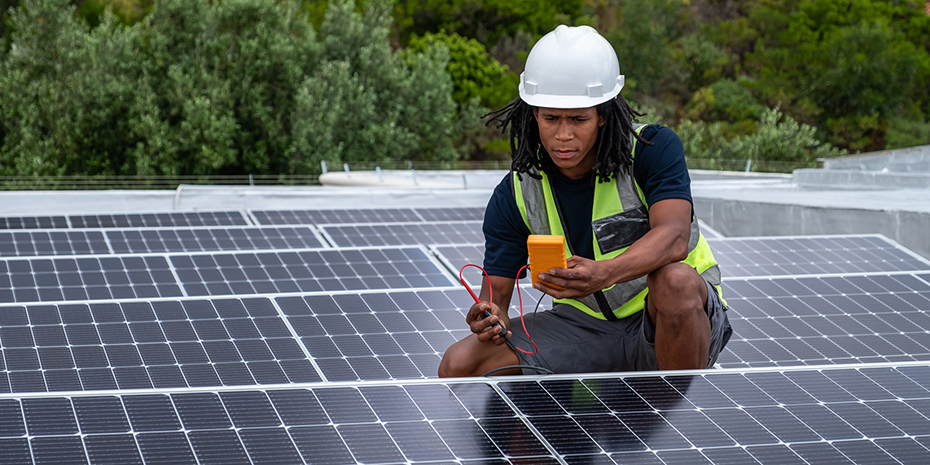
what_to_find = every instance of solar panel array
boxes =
[2,205,930,464]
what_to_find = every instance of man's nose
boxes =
[555,121,572,141]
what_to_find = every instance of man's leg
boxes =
[646,262,710,370]
[438,334,521,377]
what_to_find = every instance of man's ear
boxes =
[532,108,539,120]
[598,115,606,127]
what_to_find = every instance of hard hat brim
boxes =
[519,84,622,109]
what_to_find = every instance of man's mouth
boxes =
[553,149,576,159]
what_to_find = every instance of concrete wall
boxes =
[793,169,930,190]
[694,196,930,259]
[823,145,930,172]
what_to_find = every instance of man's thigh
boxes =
[508,304,653,374]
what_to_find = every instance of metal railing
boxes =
[685,158,818,173]
[0,175,321,191]
[0,158,810,191]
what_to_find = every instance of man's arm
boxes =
[534,198,692,299]
[466,275,517,345]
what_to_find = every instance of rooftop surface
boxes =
[1,146,930,464]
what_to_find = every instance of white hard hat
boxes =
[519,25,624,109]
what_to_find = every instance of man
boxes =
[438,25,731,377]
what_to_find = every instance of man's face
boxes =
[534,106,604,180]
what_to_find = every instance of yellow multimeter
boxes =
[527,235,567,289]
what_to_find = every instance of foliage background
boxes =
[1,0,929,177]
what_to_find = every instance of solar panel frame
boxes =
[0,215,70,230]
[250,206,486,225]
[68,211,252,228]
[0,297,323,393]
[2,363,930,465]
[0,225,329,257]
[717,272,930,369]
[0,246,458,304]
[708,233,930,278]
[320,221,483,247]
[274,287,546,382]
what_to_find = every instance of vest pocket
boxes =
[592,206,651,254]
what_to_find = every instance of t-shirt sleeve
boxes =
[482,174,530,279]
[633,125,693,207]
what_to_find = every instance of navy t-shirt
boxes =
[482,124,692,279]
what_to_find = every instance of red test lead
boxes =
[458,264,538,355]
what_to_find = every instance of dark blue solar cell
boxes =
[152,301,187,321]
[36,347,73,369]
[0,400,25,437]
[180,364,221,387]
[218,391,279,428]
[22,398,77,435]
[239,428,303,463]
[30,436,88,465]
[83,434,143,465]
[136,432,196,464]
[0,307,28,326]
[114,366,153,389]
[138,343,177,365]
[187,430,250,464]
[73,396,131,434]
[172,393,231,430]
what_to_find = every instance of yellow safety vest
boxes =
[513,125,722,320]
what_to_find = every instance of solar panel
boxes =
[321,221,483,247]
[0,230,111,257]
[252,208,423,225]
[0,215,69,230]
[171,247,455,297]
[430,243,489,287]
[0,297,320,393]
[274,287,545,381]
[0,226,326,257]
[0,246,455,304]
[718,272,930,369]
[0,255,182,303]
[251,207,485,225]
[709,234,930,277]
[416,206,485,222]
[3,364,930,464]
[68,211,250,228]
[105,226,326,254]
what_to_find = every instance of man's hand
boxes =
[535,255,617,299]
[466,300,512,345]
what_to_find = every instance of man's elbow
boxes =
[670,237,689,262]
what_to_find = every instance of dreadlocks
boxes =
[485,94,652,183]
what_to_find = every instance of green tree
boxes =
[0,0,140,176]
[678,107,846,170]
[288,0,458,174]
[0,0,461,177]
[406,30,517,110]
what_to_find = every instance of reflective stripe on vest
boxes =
[513,125,722,320]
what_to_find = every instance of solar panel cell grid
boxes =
[709,235,930,277]
[68,211,249,228]
[0,230,111,257]
[717,273,930,368]
[322,221,483,247]
[173,247,453,297]
[106,226,324,254]
[252,208,423,225]
[0,298,321,393]
[4,365,930,464]
[0,256,183,303]
[0,216,69,230]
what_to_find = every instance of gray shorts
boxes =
[508,279,732,374]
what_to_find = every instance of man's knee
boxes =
[438,341,469,378]
[647,263,706,317]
